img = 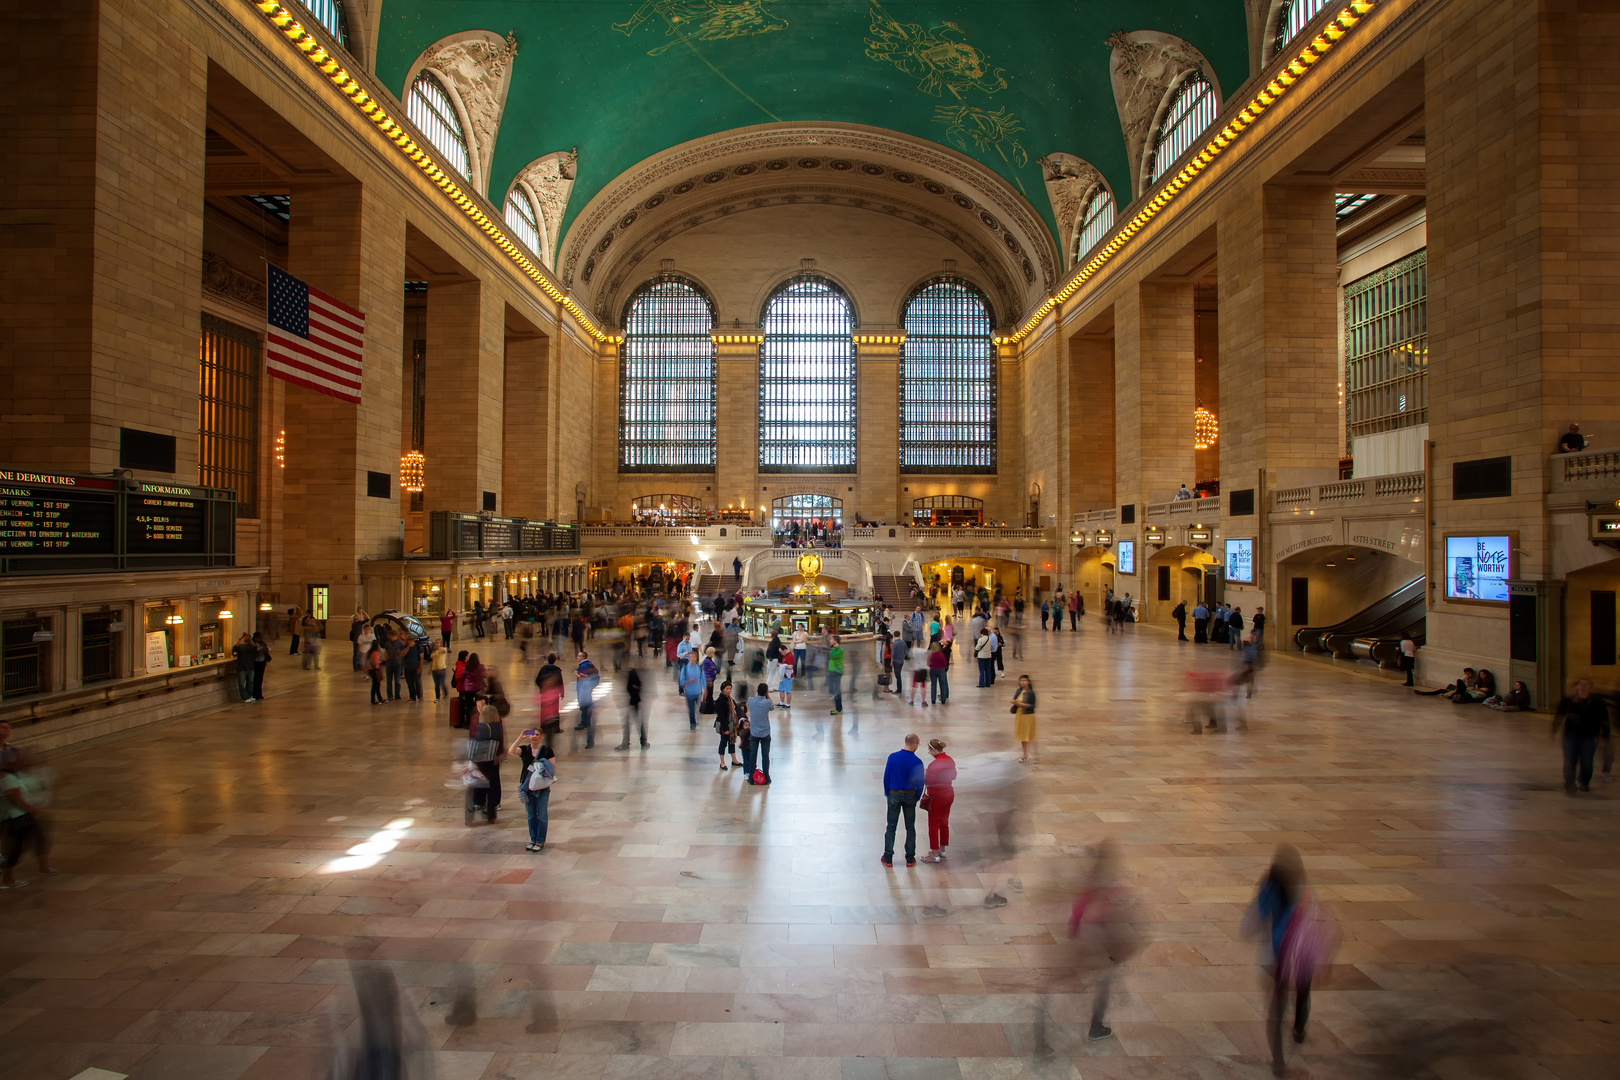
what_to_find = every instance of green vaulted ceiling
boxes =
[376,1,1251,243]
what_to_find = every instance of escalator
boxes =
[1294,576,1426,668]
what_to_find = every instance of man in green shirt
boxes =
[827,636,846,716]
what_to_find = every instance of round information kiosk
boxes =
[741,552,878,641]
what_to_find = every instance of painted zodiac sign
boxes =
[613,0,788,56]
[934,105,1029,168]
[864,0,1007,100]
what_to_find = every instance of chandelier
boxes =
[1194,406,1219,450]
[401,451,425,493]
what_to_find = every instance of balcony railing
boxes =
[1144,496,1222,520]
[1271,471,1424,511]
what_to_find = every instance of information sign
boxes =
[0,471,118,555]
[124,483,208,554]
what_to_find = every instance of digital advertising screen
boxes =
[1225,538,1254,583]
[1116,540,1135,574]
[1445,534,1511,601]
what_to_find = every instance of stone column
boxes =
[423,277,505,517]
[855,336,901,524]
[282,182,407,615]
[1216,184,1340,630]
[1114,281,1196,511]
[1068,326,1116,513]
[502,331,550,519]
[713,334,762,518]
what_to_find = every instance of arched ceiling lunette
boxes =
[375,1,1251,244]
[566,124,1057,325]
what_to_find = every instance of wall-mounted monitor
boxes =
[1116,540,1135,575]
[1225,538,1254,583]
[1444,534,1513,602]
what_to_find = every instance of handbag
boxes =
[526,759,554,791]
[919,791,932,811]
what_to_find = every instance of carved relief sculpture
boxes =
[418,30,520,198]
[1037,153,1106,267]
[1106,30,1216,199]
[512,151,578,270]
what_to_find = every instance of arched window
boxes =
[912,495,983,526]
[628,494,704,524]
[1148,71,1218,184]
[899,278,996,473]
[407,72,470,180]
[298,0,347,46]
[1275,0,1332,52]
[758,275,856,472]
[504,184,544,257]
[1073,186,1116,263]
[619,275,717,472]
[771,494,843,536]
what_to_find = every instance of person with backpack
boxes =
[402,636,424,702]
[512,729,554,851]
[464,701,504,825]
[774,650,795,709]
[974,628,995,688]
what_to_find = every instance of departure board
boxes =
[124,483,208,554]
[0,471,118,555]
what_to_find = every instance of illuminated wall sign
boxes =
[1094,530,1113,548]
[1225,538,1254,583]
[1188,528,1213,545]
[1116,540,1135,574]
[1590,517,1620,539]
[1444,534,1512,602]
[1145,528,1165,544]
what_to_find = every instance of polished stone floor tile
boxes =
[1,621,1617,1078]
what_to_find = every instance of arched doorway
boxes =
[911,495,984,526]
[771,494,843,544]
[1144,546,1218,626]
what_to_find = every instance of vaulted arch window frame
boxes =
[1073,184,1117,264]
[407,71,471,181]
[1272,0,1333,57]
[618,274,718,473]
[758,274,858,474]
[1147,71,1219,186]
[503,183,546,261]
[898,277,997,474]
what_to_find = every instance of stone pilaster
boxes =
[1115,281,1196,512]
[424,277,505,517]
[502,331,550,519]
[714,334,762,515]
[283,182,406,614]
[855,336,901,523]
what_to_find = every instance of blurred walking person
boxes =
[1245,844,1337,1077]
[330,963,434,1080]
[1553,678,1610,793]
[919,738,955,864]
[0,749,55,889]
[617,666,647,750]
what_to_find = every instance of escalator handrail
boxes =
[1294,577,1425,649]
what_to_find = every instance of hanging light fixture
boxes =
[401,451,425,493]
[1194,406,1219,450]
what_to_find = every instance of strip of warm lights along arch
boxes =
[246,1,622,344]
[996,0,1382,346]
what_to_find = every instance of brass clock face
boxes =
[796,552,822,581]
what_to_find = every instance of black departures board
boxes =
[0,469,235,575]
[0,472,119,555]
[124,484,208,554]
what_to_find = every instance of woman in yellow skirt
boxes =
[1011,674,1038,762]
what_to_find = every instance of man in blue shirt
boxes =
[881,734,925,867]
[574,651,600,748]
[1192,602,1210,644]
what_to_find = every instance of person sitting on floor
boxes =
[1484,680,1532,712]
[1417,667,1479,701]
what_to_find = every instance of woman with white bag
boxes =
[512,729,556,852]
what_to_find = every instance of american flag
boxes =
[265,264,365,404]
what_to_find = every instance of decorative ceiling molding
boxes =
[1038,154,1108,270]
[510,151,576,270]
[408,29,519,198]
[560,123,1058,324]
[1107,31,1220,200]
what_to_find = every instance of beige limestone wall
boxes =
[502,330,550,519]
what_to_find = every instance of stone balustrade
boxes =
[1271,470,1425,512]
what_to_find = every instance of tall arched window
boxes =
[1074,186,1116,263]
[759,276,856,472]
[1275,0,1331,53]
[299,0,347,46]
[899,278,996,473]
[407,72,470,180]
[619,275,717,472]
[1148,72,1218,184]
[504,184,544,257]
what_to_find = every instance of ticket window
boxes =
[81,610,125,685]
[144,603,177,671]
[412,580,444,617]
[1,615,54,699]
[196,597,239,661]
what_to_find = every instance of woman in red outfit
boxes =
[920,738,956,863]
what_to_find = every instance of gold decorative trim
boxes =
[710,333,764,344]
[852,334,906,345]
[1006,0,1381,344]
[243,1,617,343]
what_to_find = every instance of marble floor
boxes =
[2,618,1617,1080]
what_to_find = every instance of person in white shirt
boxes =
[1174,484,1193,501]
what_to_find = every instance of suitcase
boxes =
[449,696,466,729]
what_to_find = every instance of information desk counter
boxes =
[741,597,876,639]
